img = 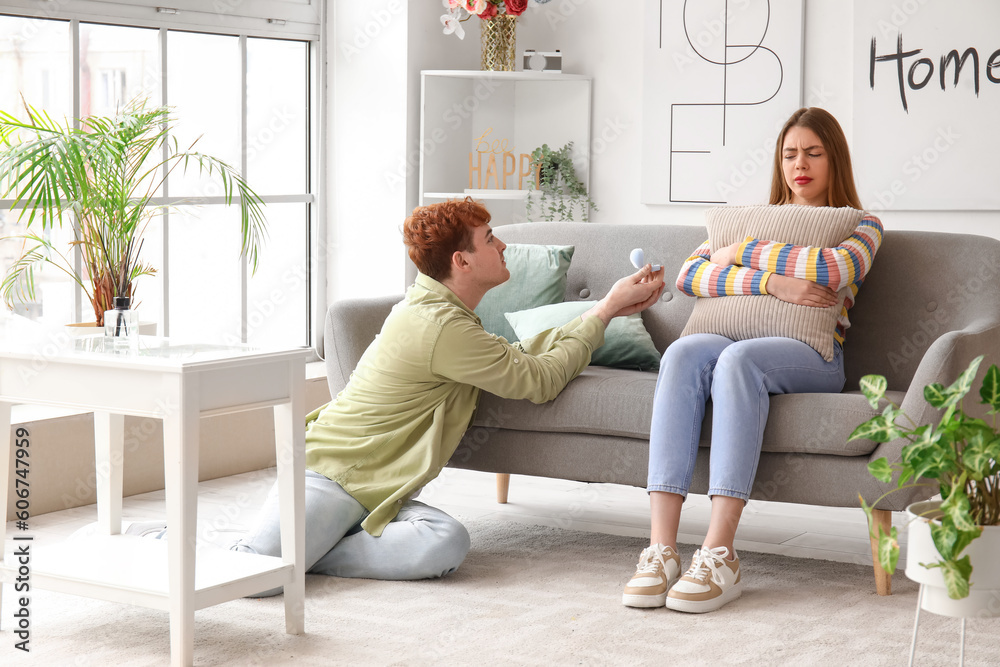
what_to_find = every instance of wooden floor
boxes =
[12,466,909,570]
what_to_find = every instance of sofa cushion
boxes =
[474,243,574,343]
[473,367,657,439]
[681,204,864,362]
[505,300,661,370]
[472,366,903,457]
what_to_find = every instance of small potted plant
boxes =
[526,142,597,222]
[0,97,266,328]
[852,355,1000,616]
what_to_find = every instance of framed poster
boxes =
[641,0,804,205]
[853,0,1000,210]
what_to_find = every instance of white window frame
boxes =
[0,0,328,358]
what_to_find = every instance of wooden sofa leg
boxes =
[496,473,510,504]
[869,508,893,596]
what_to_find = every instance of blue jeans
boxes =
[647,334,845,501]
[234,470,471,596]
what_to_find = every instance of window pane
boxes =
[167,206,241,342]
[0,17,71,118]
[166,31,240,198]
[247,203,307,347]
[135,212,165,332]
[79,24,164,314]
[80,23,160,116]
[246,38,307,195]
[0,16,73,324]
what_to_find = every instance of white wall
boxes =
[329,0,1000,301]
[328,1,411,301]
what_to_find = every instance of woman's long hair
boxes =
[769,107,863,209]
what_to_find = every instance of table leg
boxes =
[162,377,199,667]
[274,359,305,635]
[94,411,125,534]
[0,401,11,629]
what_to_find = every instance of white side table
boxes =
[0,335,308,666]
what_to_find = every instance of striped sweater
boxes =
[676,213,884,345]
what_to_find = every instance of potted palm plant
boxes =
[0,97,266,328]
[852,355,1000,617]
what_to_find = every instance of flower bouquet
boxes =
[440,1,529,40]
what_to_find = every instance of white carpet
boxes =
[6,519,998,666]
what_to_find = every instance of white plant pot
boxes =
[65,321,158,337]
[905,499,1000,618]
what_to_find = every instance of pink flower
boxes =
[463,0,487,13]
[504,0,528,15]
[478,3,498,19]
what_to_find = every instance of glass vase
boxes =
[104,295,140,352]
[480,15,517,72]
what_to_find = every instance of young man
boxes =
[234,198,665,593]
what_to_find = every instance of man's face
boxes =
[466,224,510,289]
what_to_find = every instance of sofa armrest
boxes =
[865,321,1000,510]
[324,295,402,398]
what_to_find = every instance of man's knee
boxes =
[419,518,470,578]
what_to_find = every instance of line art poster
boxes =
[641,0,804,205]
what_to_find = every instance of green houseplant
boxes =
[852,355,1000,602]
[526,141,597,222]
[0,98,266,326]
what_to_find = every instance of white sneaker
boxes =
[666,546,742,613]
[123,520,168,539]
[622,543,681,608]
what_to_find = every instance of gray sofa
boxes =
[324,222,1000,594]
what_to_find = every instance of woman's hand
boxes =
[709,242,740,267]
[766,274,839,308]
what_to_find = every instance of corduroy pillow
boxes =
[680,204,865,362]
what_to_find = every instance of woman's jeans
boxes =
[234,470,471,597]
[647,334,845,501]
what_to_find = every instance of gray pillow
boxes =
[505,300,661,371]
[475,243,574,342]
[680,204,865,362]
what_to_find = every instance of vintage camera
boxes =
[522,50,562,73]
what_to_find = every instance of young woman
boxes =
[622,108,884,613]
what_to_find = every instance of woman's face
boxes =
[781,126,830,207]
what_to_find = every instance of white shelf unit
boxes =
[419,70,592,225]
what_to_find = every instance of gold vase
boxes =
[480,15,517,71]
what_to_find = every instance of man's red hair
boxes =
[402,198,491,282]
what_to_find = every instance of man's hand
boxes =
[582,265,665,327]
[766,273,839,308]
[710,242,740,267]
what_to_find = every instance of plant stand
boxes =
[908,586,969,667]
[904,499,1000,666]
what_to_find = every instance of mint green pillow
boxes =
[505,300,661,371]
[474,243,574,343]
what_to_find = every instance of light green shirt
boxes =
[305,273,606,536]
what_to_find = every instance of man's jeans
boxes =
[647,334,846,501]
[234,470,471,596]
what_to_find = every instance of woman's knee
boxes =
[663,334,717,360]
[662,334,731,370]
[714,341,761,380]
